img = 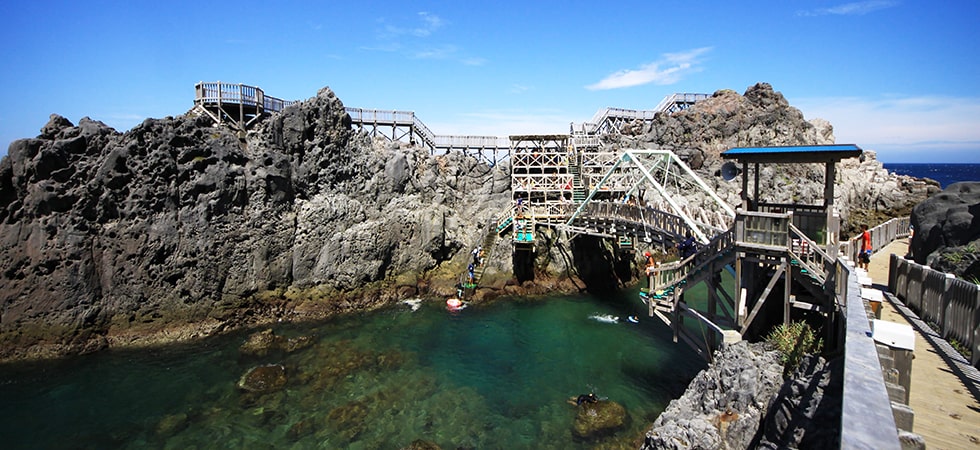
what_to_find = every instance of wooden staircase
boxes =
[569,156,588,203]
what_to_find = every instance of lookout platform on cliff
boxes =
[192,82,295,131]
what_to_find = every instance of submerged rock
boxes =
[237,364,287,393]
[401,439,442,450]
[572,400,629,441]
[239,328,314,357]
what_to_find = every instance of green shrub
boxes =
[766,321,823,374]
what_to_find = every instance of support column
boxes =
[825,161,838,258]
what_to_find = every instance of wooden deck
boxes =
[868,238,980,448]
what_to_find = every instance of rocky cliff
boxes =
[0,88,516,360]
[0,83,934,361]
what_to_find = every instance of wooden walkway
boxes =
[867,238,980,449]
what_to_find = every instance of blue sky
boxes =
[1,1,978,163]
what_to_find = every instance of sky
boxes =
[1,1,978,163]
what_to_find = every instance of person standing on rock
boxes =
[859,224,872,270]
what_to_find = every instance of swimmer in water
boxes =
[567,393,598,406]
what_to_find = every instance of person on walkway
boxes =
[677,233,696,259]
[859,224,872,270]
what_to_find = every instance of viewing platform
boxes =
[192,82,295,130]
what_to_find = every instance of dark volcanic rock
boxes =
[0,87,512,360]
[239,328,313,357]
[910,182,980,279]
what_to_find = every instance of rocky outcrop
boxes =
[643,341,784,449]
[621,83,936,235]
[910,182,980,279]
[0,87,516,360]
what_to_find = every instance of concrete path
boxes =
[867,238,980,449]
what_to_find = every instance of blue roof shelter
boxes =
[720,144,863,251]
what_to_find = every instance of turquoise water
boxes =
[0,291,704,449]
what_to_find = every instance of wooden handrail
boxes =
[194,81,294,112]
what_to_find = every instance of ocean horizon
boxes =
[883,163,980,189]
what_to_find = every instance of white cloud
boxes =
[586,47,712,91]
[797,1,899,17]
[378,12,445,38]
[413,44,458,60]
[793,95,980,161]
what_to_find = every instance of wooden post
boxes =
[783,257,791,326]
[825,161,838,257]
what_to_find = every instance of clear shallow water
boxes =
[0,291,704,449]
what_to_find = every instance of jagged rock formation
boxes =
[643,341,784,449]
[0,87,515,360]
[910,182,980,279]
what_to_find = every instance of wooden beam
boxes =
[740,263,786,334]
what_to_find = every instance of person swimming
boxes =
[568,393,598,406]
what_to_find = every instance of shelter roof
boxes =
[721,144,862,164]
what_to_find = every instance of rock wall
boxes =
[643,341,784,449]
[0,88,522,360]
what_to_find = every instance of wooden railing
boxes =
[343,107,510,152]
[194,81,295,112]
[648,229,736,293]
[888,254,980,367]
[735,210,792,249]
[840,216,911,263]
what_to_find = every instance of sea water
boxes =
[0,291,705,449]
[884,163,980,189]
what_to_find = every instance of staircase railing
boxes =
[648,229,736,293]
[788,223,834,285]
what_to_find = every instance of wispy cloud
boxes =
[509,84,530,94]
[586,47,712,91]
[797,1,899,17]
[413,44,458,60]
[793,95,980,161]
[378,12,445,39]
[370,12,484,67]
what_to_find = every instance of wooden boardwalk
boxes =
[867,238,980,449]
